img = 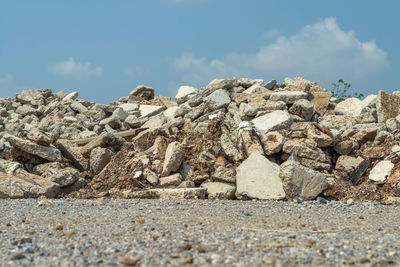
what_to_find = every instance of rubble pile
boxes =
[1,77,400,203]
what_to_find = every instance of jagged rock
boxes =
[201,182,236,199]
[163,106,180,120]
[162,142,185,176]
[319,115,356,130]
[63,92,78,101]
[289,99,314,121]
[220,132,242,162]
[252,110,292,133]
[90,147,113,175]
[129,85,154,101]
[139,105,164,118]
[159,173,182,187]
[141,114,167,130]
[260,131,284,155]
[27,128,52,146]
[239,128,264,157]
[56,140,89,171]
[70,101,88,114]
[307,125,333,147]
[188,78,238,107]
[279,158,329,200]
[33,162,79,188]
[236,152,285,200]
[369,160,394,184]
[310,91,332,114]
[175,86,198,103]
[129,188,206,199]
[212,166,236,183]
[376,90,400,123]
[0,171,59,198]
[334,140,358,155]
[269,91,308,104]
[5,134,62,162]
[205,89,231,111]
[144,169,159,186]
[282,139,327,162]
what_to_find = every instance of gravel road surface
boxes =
[1,199,399,266]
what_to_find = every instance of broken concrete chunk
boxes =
[201,182,236,200]
[129,188,206,199]
[159,173,182,187]
[90,147,113,175]
[252,110,293,133]
[129,85,154,101]
[289,99,314,121]
[5,134,62,162]
[139,105,164,118]
[162,142,185,176]
[260,131,285,155]
[175,86,198,103]
[236,152,285,200]
[369,160,394,184]
[27,128,52,146]
[212,166,236,183]
[220,133,242,162]
[144,169,159,186]
[280,158,328,200]
[376,90,400,123]
[205,89,231,111]
[56,140,89,171]
[269,91,308,104]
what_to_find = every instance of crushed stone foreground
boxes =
[1,77,400,203]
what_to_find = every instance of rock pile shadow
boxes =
[1,77,400,203]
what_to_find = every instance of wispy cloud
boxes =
[51,57,103,78]
[171,17,388,87]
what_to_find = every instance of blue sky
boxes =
[1,0,399,103]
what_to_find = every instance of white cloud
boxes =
[172,17,388,87]
[262,29,279,40]
[51,57,103,78]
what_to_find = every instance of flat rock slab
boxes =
[251,110,292,133]
[129,188,206,199]
[5,134,62,162]
[139,105,164,118]
[269,91,308,104]
[236,152,285,200]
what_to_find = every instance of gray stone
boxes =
[62,92,78,101]
[236,152,285,200]
[205,89,231,111]
[175,86,198,103]
[70,101,88,114]
[279,158,329,200]
[260,131,285,155]
[159,173,182,187]
[27,129,52,146]
[5,134,62,162]
[201,182,236,200]
[162,142,185,176]
[34,163,79,188]
[220,133,242,162]
[269,91,308,104]
[212,166,236,183]
[90,147,113,175]
[139,105,164,118]
[144,169,159,186]
[141,114,167,130]
[376,90,400,123]
[252,110,292,133]
[112,107,128,121]
[129,188,206,199]
[129,85,154,101]
[264,79,277,90]
[289,99,314,121]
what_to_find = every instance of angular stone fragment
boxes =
[282,139,327,162]
[376,90,400,122]
[236,152,285,200]
[280,158,328,200]
[90,147,113,175]
[220,133,242,162]
[252,110,292,133]
[34,162,79,188]
[188,78,238,107]
[56,140,89,171]
[269,91,308,104]
[307,126,333,147]
[139,105,164,118]
[129,188,206,199]
[289,99,314,121]
[319,115,356,130]
[205,89,231,111]
[334,140,358,155]
[5,134,62,162]
[260,131,285,155]
[369,160,394,184]
[162,142,185,176]
[201,182,236,200]
[27,128,52,146]
[212,166,236,183]
[159,173,182,187]
[70,101,88,114]
[239,129,264,157]
[129,85,154,101]
[144,169,159,186]
[175,86,197,103]
[0,171,59,198]
[141,114,167,130]
[310,91,332,114]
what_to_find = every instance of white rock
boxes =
[201,182,236,200]
[163,106,180,120]
[236,152,285,200]
[175,86,197,100]
[369,160,394,183]
[119,103,139,113]
[139,105,164,117]
[251,110,292,133]
[334,98,364,117]
[62,92,78,101]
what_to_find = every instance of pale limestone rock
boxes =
[252,110,292,133]
[159,173,182,187]
[236,152,285,200]
[201,182,236,200]
[369,160,394,184]
[162,142,185,176]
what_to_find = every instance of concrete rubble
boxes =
[1,77,400,203]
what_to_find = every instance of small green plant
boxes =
[331,79,364,102]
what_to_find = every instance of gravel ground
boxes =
[1,199,400,266]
